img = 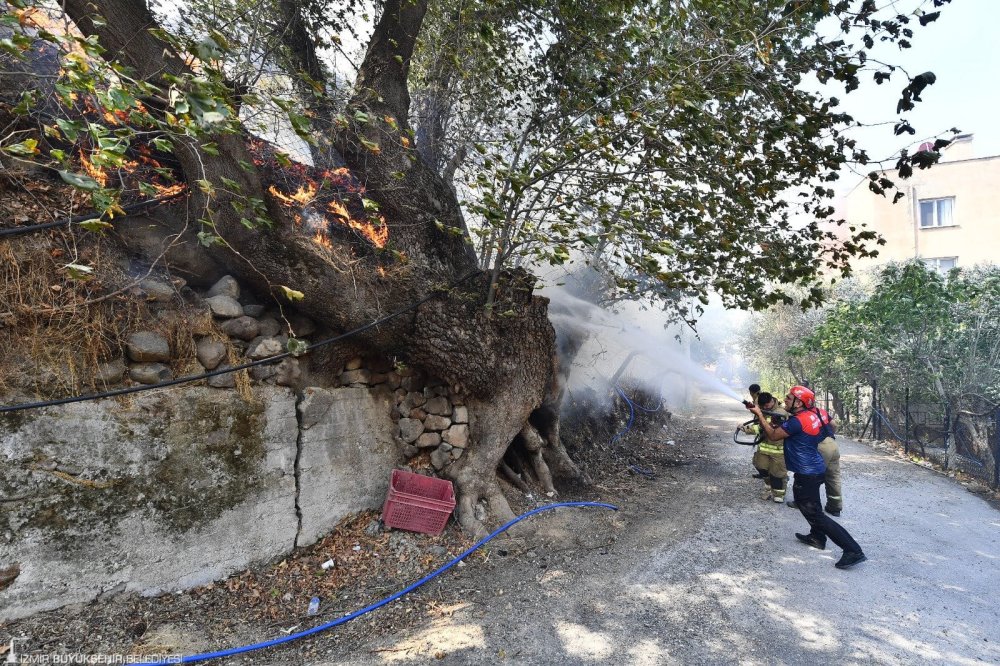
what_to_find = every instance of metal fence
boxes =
[816,384,1000,490]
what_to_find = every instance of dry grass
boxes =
[0,233,210,400]
[0,236,140,397]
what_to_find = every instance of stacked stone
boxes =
[335,356,401,391]
[111,274,472,473]
[391,371,469,471]
[116,274,308,388]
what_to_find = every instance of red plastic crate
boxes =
[381,469,456,535]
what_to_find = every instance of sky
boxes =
[826,0,1000,193]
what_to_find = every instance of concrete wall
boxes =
[0,385,399,621]
[296,386,398,546]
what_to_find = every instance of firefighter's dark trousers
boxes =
[792,473,862,554]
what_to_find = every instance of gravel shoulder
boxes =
[4,394,999,665]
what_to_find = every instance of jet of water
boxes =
[544,287,747,407]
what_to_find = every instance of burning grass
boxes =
[59,100,388,254]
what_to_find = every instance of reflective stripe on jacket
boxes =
[758,439,784,456]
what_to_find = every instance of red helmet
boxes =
[788,385,815,408]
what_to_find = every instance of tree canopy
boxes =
[407,0,956,317]
[1,0,955,320]
[744,261,1000,422]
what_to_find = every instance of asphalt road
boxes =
[325,394,1000,665]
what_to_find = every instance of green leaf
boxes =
[4,138,38,156]
[197,231,220,247]
[151,137,173,153]
[278,285,305,302]
[12,90,36,115]
[79,218,113,232]
[208,29,231,51]
[287,338,309,357]
[58,170,101,191]
[199,111,226,126]
[90,190,125,217]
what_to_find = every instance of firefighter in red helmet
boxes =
[748,386,866,569]
[785,386,844,515]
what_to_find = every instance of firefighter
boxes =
[747,392,789,502]
[787,403,843,515]
[748,385,866,569]
[817,417,843,516]
[792,391,844,514]
[747,384,765,480]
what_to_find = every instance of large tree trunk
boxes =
[275,0,345,170]
[63,0,570,535]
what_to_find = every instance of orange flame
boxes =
[312,231,332,249]
[348,216,389,248]
[323,201,388,247]
[152,182,187,198]
[268,183,317,207]
[322,167,352,180]
[326,200,350,220]
[264,156,388,248]
[78,150,108,187]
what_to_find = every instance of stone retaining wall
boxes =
[0,273,463,621]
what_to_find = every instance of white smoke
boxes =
[541,283,746,411]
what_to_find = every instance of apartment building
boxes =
[841,135,1000,273]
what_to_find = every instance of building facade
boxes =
[841,135,1000,273]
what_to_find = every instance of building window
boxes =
[919,197,955,228]
[922,257,958,273]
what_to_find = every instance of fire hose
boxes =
[143,501,618,665]
[733,405,787,446]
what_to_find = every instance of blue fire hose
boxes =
[146,501,618,665]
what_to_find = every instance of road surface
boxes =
[319,394,1000,665]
